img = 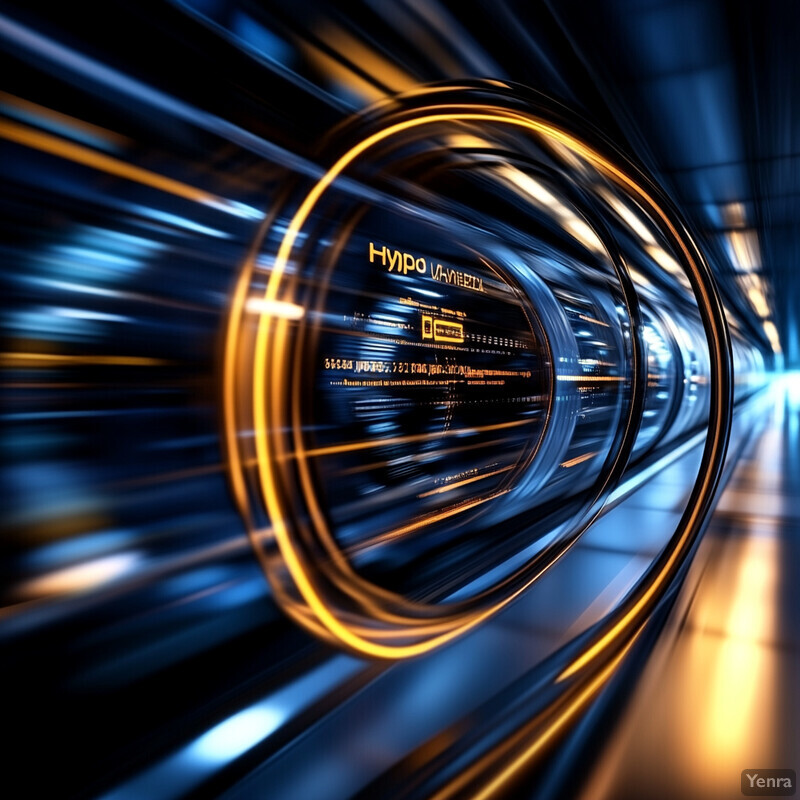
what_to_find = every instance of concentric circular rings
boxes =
[224,82,732,660]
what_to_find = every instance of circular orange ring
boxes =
[226,99,727,659]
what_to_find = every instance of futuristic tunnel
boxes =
[1,1,798,798]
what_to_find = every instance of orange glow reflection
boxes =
[686,535,779,792]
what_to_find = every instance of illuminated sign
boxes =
[421,314,465,343]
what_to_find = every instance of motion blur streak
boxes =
[432,632,642,800]
[16,552,142,598]
[1,2,796,800]
[0,90,131,150]
[0,118,249,215]
[0,10,323,183]
[100,656,365,800]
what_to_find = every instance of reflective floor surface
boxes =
[578,373,800,800]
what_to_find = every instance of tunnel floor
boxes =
[578,374,800,800]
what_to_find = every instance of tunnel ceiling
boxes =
[416,0,799,365]
[541,0,799,366]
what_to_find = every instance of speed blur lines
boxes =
[560,451,598,469]
[432,631,642,800]
[0,352,170,368]
[0,90,131,151]
[297,418,534,459]
[556,374,626,382]
[16,552,141,599]
[417,465,515,497]
[0,117,251,218]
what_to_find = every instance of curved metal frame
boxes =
[223,82,732,664]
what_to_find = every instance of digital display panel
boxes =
[303,233,551,561]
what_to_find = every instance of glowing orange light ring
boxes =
[227,101,727,659]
